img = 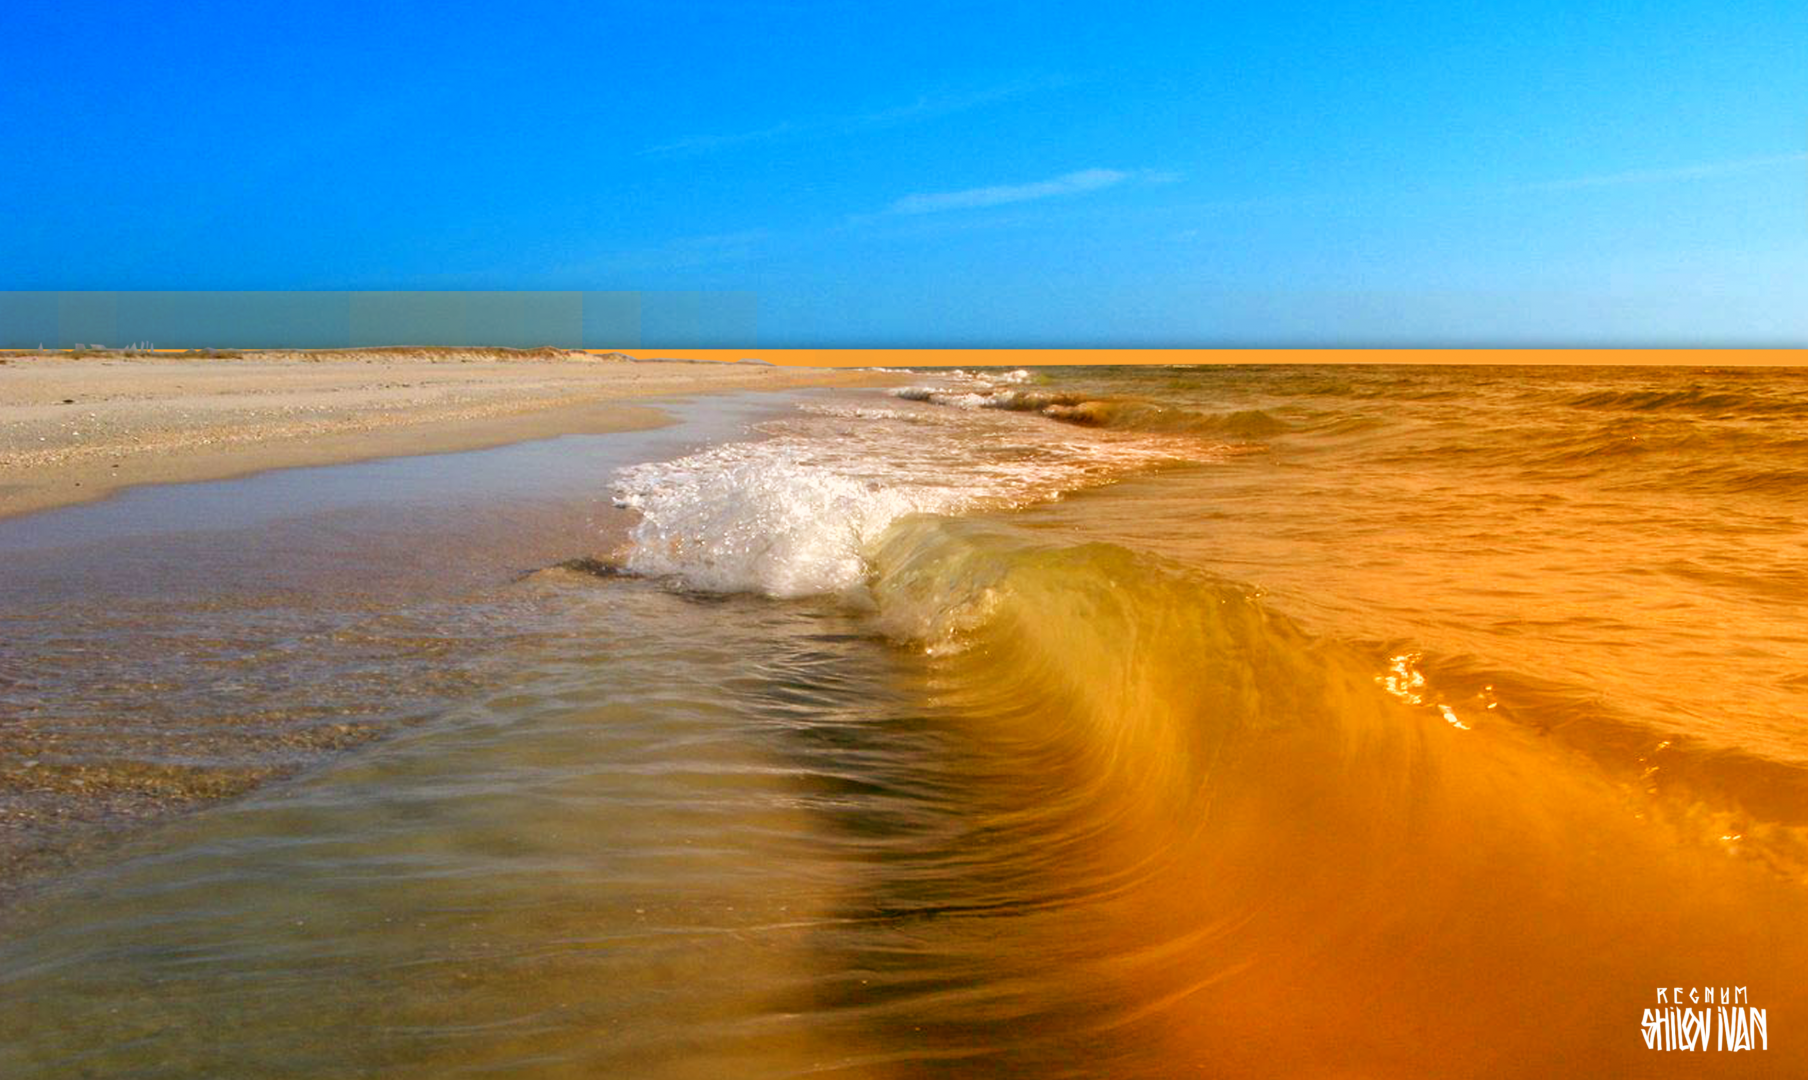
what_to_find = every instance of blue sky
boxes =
[4,0,1805,346]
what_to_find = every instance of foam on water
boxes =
[613,381,1220,598]
[891,368,1294,438]
[613,442,962,597]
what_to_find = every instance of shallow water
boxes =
[2,578,920,1078]
[3,367,1805,1076]
[0,393,780,899]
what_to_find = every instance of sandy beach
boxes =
[0,356,896,918]
[0,348,897,520]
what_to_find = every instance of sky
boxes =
[4,0,1806,347]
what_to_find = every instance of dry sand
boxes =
[0,348,899,520]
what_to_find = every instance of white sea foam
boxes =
[614,443,962,597]
[612,385,1215,598]
[796,402,912,422]
[890,367,1047,412]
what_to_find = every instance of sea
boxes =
[2,364,1805,1077]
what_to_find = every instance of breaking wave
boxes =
[601,366,1808,1074]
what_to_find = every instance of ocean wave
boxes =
[603,381,1808,1072]
[1564,385,1806,416]
[612,412,1808,875]
[848,514,1808,1068]
[613,443,954,597]
[611,395,1210,597]
[868,515,1808,843]
[894,383,1289,439]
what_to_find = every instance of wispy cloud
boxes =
[1512,152,1807,193]
[882,168,1138,215]
[652,228,773,267]
[639,77,1064,157]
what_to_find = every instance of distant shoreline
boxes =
[7,346,1806,367]
[620,347,1808,367]
[0,348,898,520]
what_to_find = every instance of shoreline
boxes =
[0,349,900,520]
[0,383,845,920]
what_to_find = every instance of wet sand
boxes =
[0,348,897,519]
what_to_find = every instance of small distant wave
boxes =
[894,381,1288,440]
[1564,385,1804,416]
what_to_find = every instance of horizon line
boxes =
[614,347,1804,367]
[17,346,1805,367]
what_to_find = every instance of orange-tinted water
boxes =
[3,368,1804,1076]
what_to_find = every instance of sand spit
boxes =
[0,348,897,519]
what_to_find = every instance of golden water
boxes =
[3,369,1805,1076]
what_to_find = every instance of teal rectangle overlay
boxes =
[0,292,754,350]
